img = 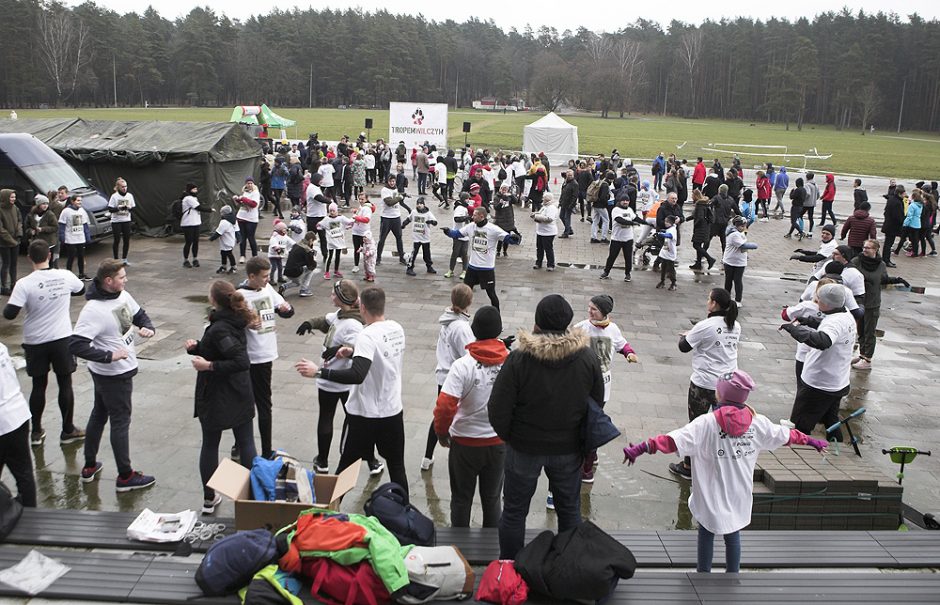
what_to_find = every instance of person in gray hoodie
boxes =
[423,284,475,471]
[802,172,819,238]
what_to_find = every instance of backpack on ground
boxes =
[303,557,391,605]
[196,528,283,596]
[586,180,603,204]
[0,482,23,541]
[364,482,435,547]
[396,546,474,604]
[475,560,528,605]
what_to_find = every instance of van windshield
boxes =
[20,162,92,193]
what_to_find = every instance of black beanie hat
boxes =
[821,224,836,236]
[590,294,614,317]
[835,244,854,260]
[471,305,502,340]
[535,294,573,333]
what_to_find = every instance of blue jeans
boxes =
[498,445,583,559]
[591,209,610,240]
[697,525,741,573]
[560,207,574,235]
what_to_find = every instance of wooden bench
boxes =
[1,546,939,605]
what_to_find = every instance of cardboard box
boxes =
[208,458,361,531]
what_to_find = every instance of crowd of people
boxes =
[0,137,930,574]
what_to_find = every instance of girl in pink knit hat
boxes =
[622,369,827,573]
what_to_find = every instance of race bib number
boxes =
[329,227,343,240]
[413,217,427,235]
[472,232,488,253]
[252,298,277,335]
[112,304,135,346]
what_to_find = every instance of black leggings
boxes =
[800,206,815,233]
[325,249,341,273]
[0,244,17,288]
[0,421,36,507]
[756,198,769,218]
[201,419,255,500]
[603,240,633,276]
[220,250,236,267]
[249,362,273,458]
[29,372,75,435]
[821,201,836,226]
[238,220,258,257]
[408,242,432,269]
[723,263,746,302]
[425,385,443,459]
[316,389,377,465]
[337,412,407,492]
[306,216,328,259]
[182,225,200,260]
[692,241,714,266]
[112,221,132,260]
[377,217,405,259]
[64,243,85,275]
[353,234,364,267]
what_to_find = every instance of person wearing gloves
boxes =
[493,185,518,256]
[376,175,411,265]
[780,283,856,441]
[789,224,837,276]
[233,177,261,262]
[445,193,472,278]
[402,197,438,276]
[573,294,638,483]
[531,192,559,271]
[623,370,828,573]
[600,195,643,281]
[180,183,213,268]
[722,216,758,305]
[433,305,508,528]
[350,192,373,273]
[442,207,521,310]
[422,284,474,471]
[656,215,679,291]
[317,203,355,279]
[280,231,318,297]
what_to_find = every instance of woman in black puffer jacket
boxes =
[185,280,258,513]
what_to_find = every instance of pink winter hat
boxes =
[716,370,755,405]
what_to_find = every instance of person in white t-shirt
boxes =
[722,216,759,304]
[295,280,382,475]
[623,370,827,573]
[317,161,336,200]
[780,283,856,442]
[4,240,86,446]
[233,177,261,262]
[305,173,331,261]
[573,294,638,483]
[671,287,741,479]
[601,196,643,281]
[530,192,559,270]
[442,207,521,310]
[238,257,294,459]
[0,341,35,506]
[58,195,91,280]
[789,224,837,277]
[208,205,240,274]
[317,204,355,279]
[295,287,408,493]
[433,305,508,527]
[107,178,136,264]
[403,198,438,276]
[376,175,412,265]
[70,259,156,492]
[350,193,374,273]
[267,221,294,285]
[656,216,678,290]
[180,183,213,268]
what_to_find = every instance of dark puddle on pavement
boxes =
[182,295,209,304]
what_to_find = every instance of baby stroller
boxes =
[635,231,666,268]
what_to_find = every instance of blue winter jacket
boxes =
[774,167,789,190]
[903,200,923,229]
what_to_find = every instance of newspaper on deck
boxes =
[126,508,198,543]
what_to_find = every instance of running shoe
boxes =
[852,358,872,370]
[426,267,437,274]
[368,460,385,476]
[420,457,434,471]
[299,289,313,297]
[30,429,45,446]
[193,260,200,267]
[333,271,344,278]
[624,274,632,282]
[323,271,331,279]
[459,271,466,280]
[59,428,85,445]
[116,471,156,493]
[581,469,595,484]
[444,271,453,278]
[313,456,329,474]
[599,273,611,280]
[668,462,691,479]
[80,462,103,483]
[202,494,222,515]
[183,260,192,268]
[352,266,360,273]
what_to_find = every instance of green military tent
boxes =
[0,118,262,234]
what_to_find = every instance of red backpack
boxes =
[475,560,528,605]
[302,558,391,605]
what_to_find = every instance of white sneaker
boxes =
[852,358,872,370]
[202,494,222,515]
[420,457,434,471]
[238,256,246,264]
[352,266,360,273]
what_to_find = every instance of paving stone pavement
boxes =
[1,174,938,531]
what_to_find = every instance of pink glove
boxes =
[622,442,649,465]
[806,437,828,452]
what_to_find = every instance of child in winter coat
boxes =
[317,203,355,279]
[740,188,755,226]
[403,197,438,276]
[267,220,293,284]
[281,231,318,297]
[623,370,827,573]
[209,205,241,274]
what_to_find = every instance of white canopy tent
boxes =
[522,112,579,166]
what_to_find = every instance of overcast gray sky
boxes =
[68,0,937,30]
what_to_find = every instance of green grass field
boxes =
[13,107,940,179]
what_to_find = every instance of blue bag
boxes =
[195,529,281,596]
[364,482,436,546]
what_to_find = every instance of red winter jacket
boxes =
[692,162,706,185]
[821,174,836,202]
[840,209,877,248]
[756,175,771,200]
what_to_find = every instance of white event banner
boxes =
[389,102,448,151]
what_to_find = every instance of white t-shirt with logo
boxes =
[380,187,403,219]
[410,210,437,244]
[306,184,327,218]
[346,320,406,418]
[456,222,509,270]
[0,343,30,435]
[722,230,750,267]
[575,319,628,402]
[351,205,373,237]
[317,312,364,393]
[813,239,838,273]
[669,411,790,534]
[180,195,203,227]
[841,267,865,297]
[241,284,286,364]
[267,232,293,260]
[801,311,856,392]
[215,219,239,251]
[72,290,142,376]
[685,316,741,390]
[59,206,89,245]
[799,282,858,312]
[108,192,135,223]
[785,300,823,362]
[658,225,678,261]
[319,216,354,250]
[318,164,335,188]
[236,189,261,223]
[9,269,84,344]
[440,352,502,440]
[610,206,636,242]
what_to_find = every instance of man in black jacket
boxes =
[710,184,741,252]
[558,171,578,237]
[488,294,604,559]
